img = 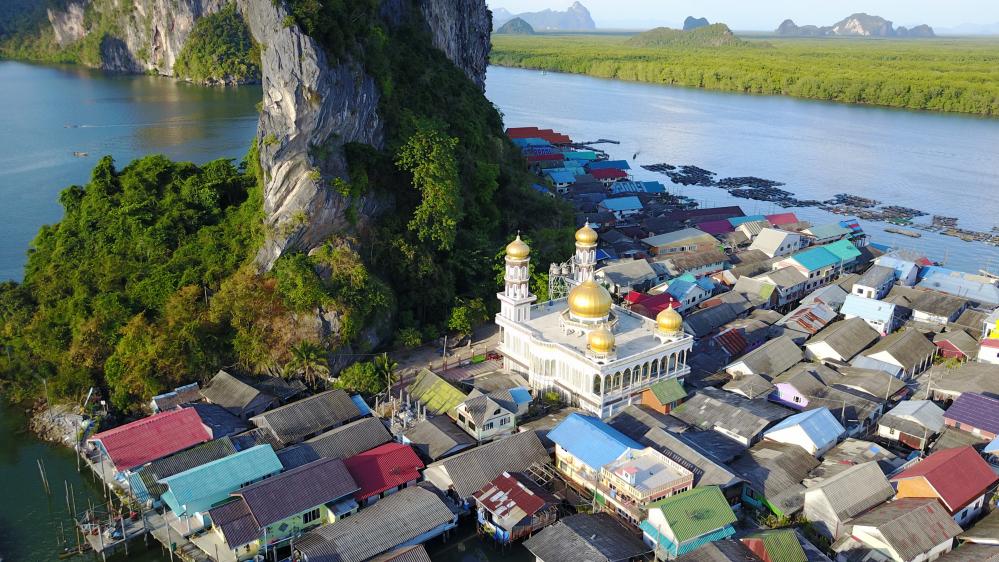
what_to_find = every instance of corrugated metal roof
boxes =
[344,443,424,501]
[650,379,687,405]
[547,413,641,471]
[891,446,999,513]
[304,417,392,460]
[647,486,736,544]
[525,513,651,562]
[600,195,642,210]
[89,407,212,471]
[847,498,962,561]
[730,441,819,515]
[841,294,896,324]
[765,408,845,451]
[159,444,282,515]
[791,247,840,272]
[403,417,476,461]
[742,530,807,562]
[806,317,880,359]
[806,461,894,520]
[295,486,456,562]
[200,370,272,413]
[676,540,762,561]
[727,335,803,377]
[238,457,358,527]
[944,393,999,435]
[588,159,631,171]
[407,370,467,416]
[250,390,362,445]
[425,431,550,499]
[133,437,237,500]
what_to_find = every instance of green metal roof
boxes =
[744,530,807,562]
[649,379,687,406]
[159,444,282,515]
[647,486,736,544]
[407,369,467,415]
[823,240,862,262]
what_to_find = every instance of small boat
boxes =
[73,151,88,157]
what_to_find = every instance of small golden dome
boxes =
[506,235,530,259]
[568,280,613,320]
[575,222,598,245]
[587,326,615,355]
[657,306,683,333]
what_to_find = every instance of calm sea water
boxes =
[486,66,999,274]
[0,61,260,281]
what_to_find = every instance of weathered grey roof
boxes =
[152,383,202,412]
[856,265,895,289]
[722,373,775,399]
[685,303,741,338]
[239,457,358,528]
[201,370,273,413]
[595,259,657,287]
[803,439,900,487]
[887,286,969,318]
[937,544,999,561]
[672,387,792,443]
[882,399,946,431]
[834,367,907,401]
[404,416,476,461]
[278,416,393,469]
[844,498,962,561]
[731,441,820,515]
[524,513,652,562]
[951,308,988,339]
[643,228,714,248]
[862,329,936,373]
[727,335,803,376]
[748,309,785,326]
[251,375,307,402]
[187,402,249,438]
[806,318,880,360]
[923,362,999,399]
[677,540,763,562]
[774,364,882,427]
[250,389,362,445]
[930,427,987,451]
[135,437,237,499]
[459,393,514,425]
[368,545,433,562]
[761,266,808,289]
[800,284,849,310]
[424,430,550,498]
[960,509,999,543]
[878,414,929,438]
[295,486,456,562]
[207,499,258,550]
[933,329,980,358]
[805,461,894,521]
[229,427,284,451]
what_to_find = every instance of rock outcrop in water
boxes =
[683,16,710,31]
[241,0,490,268]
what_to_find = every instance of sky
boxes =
[487,1,999,31]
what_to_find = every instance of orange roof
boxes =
[891,446,999,513]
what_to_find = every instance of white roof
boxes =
[885,400,945,432]
[749,228,797,255]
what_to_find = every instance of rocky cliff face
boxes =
[47,0,228,73]
[242,0,490,269]
[776,13,935,38]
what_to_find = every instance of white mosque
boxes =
[495,224,694,419]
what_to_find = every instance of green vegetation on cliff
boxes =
[626,24,746,48]
[173,4,260,84]
[491,34,999,116]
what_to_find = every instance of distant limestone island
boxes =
[627,22,746,48]
[495,17,536,35]
[777,13,935,37]
[492,1,596,31]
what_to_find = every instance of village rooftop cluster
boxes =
[71,126,999,562]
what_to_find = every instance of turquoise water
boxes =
[486,66,999,273]
[0,61,260,281]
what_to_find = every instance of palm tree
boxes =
[287,341,331,388]
[373,352,399,394]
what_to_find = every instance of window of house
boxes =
[303,508,321,525]
[468,421,476,431]
[493,409,502,415]
[484,422,494,430]
[500,416,511,426]
[793,396,801,404]
[457,413,466,424]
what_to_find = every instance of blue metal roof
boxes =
[666,280,697,300]
[917,269,999,306]
[792,247,840,271]
[509,387,532,405]
[531,183,551,195]
[841,294,895,324]
[596,249,615,261]
[876,255,918,279]
[600,196,643,212]
[588,159,631,171]
[351,394,372,416]
[695,277,715,292]
[610,181,645,194]
[546,171,576,184]
[642,181,666,194]
[984,437,999,454]
[728,215,766,227]
[764,408,844,448]
[547,413,641,471]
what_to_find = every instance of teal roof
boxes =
[823,240,862,262]
[807,223,852,240]
[792,247,840,271]
[159,445,281,515]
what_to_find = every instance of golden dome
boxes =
[506,235,530,259]
[575,222,598,245]
[587,326,615,355]
[568,280,613,320]
[657,306,683,333]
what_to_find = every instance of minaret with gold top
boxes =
[498,234,537,323]
[574,222,598,283]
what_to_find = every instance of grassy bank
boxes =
[490,34,999,116]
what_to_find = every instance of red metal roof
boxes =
[344,442,425,501]
[696,219,735,235]
[625,292,680,317]
[714,328,748,357]
[506,127,572,144]
[88,408,211,470]
[891,446,999,513]
[471,472,553,520]
[591,168,627,180]
[765,213,799,226]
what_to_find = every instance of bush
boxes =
[173,3,261,84]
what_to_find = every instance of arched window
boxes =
[613,372,622,390]
[642,363,650,382]
[651,359,660,377]
[624,368,632,389]
[593,375,602,395]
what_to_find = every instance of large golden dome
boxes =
[587,326,615,355]
[657,306,683,333]
[506,235,530,259]
[575,222,598,245]
[568,280,613,320]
